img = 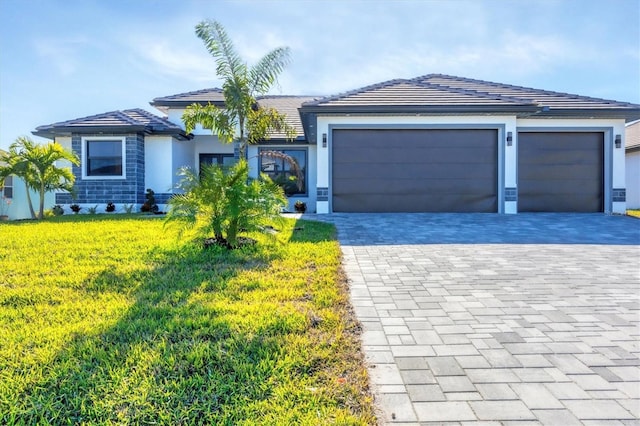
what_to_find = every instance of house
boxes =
[33,74,640,214]
[0,149,55,220]
[625,120,640,209]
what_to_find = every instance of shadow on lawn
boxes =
[12,220,346,424]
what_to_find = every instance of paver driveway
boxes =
[317,213,640,425]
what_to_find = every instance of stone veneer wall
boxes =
[56,133,145,204]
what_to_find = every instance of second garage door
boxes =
[518,132,604,212]
[332,128,498,212]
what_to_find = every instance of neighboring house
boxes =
[34,74,640,214]
[0,149,55,220]
[625,120,640,209]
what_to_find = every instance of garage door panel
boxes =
[519,164,603,180]
[518,132,603,212]
[335,177,497,194]
[334,163,496,180]
[334,193,498,213]
[332,128,498,212]
[523,150,602,165]
[334,147,496,164]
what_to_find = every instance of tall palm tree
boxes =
[0,137,79,219]
[182,20,296,157]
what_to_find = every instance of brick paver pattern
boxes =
[316,213,640,425]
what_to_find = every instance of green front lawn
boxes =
[0,215,375,424]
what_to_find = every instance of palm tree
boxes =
[0,137,79,219]
[182,19,296,157]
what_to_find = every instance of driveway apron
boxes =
[317,213,640,425]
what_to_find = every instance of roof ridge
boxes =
[257,95,321,100]
[122,108,180,128]
[303,78,412,106]
[152,87,223,102]
[410,79,535,105]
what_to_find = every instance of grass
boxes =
[0,214,376,425]
[627,209,640,219]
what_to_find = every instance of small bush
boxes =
[87,205,98,214]
[70,204,81,214]
[52,205,64,216]
[141,189,158,213]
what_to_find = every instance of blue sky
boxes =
[1,0,638,150]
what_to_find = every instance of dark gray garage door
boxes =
[518,132,604,212]
[332,129,498,212]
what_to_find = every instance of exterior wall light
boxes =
[506,132,513,146]
[615,134,621,149]
[322,133,327,148]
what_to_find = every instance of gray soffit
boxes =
[33,109,192,140]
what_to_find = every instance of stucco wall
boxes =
[626,151,640,209]
[3,175,55,220]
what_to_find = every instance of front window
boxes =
[259,148,306,195]
[2,175,12,198]
[199,153,236,174]
[83,137,125,178]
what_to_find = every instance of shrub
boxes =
[52,205,64,216]
[87,205,98,214]
[141,189,158,213]
[105,202,116,213]
[70,204,81,214]
[123,204,135,214]
[165,160,287,248]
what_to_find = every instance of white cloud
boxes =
[32,36,92,76]
[125,35,216,84]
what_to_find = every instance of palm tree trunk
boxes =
[38,183,45,219]
[24,181,36,219]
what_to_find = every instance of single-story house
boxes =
[0,150,55,220]
[625,120,640,209]
[34,74,640,214]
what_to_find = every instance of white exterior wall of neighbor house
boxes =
[4,175,55,220]
[518,118,627,214]
[315,115,516,214]
[626,151,640,208]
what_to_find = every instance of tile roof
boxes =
[302,74,640,120]
[151,88,318,140]
[257,96,320,140]
[150,88,225,110]
[419,74,639,110]
[304,79,535,108]
[33,109,191,140]
[626,120,640,151]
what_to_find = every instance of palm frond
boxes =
[195,20,246,82]
[250,47,291,95]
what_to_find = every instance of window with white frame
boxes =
[83,137,125,178]
[259,148,307,195]
[2,175,12,198]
